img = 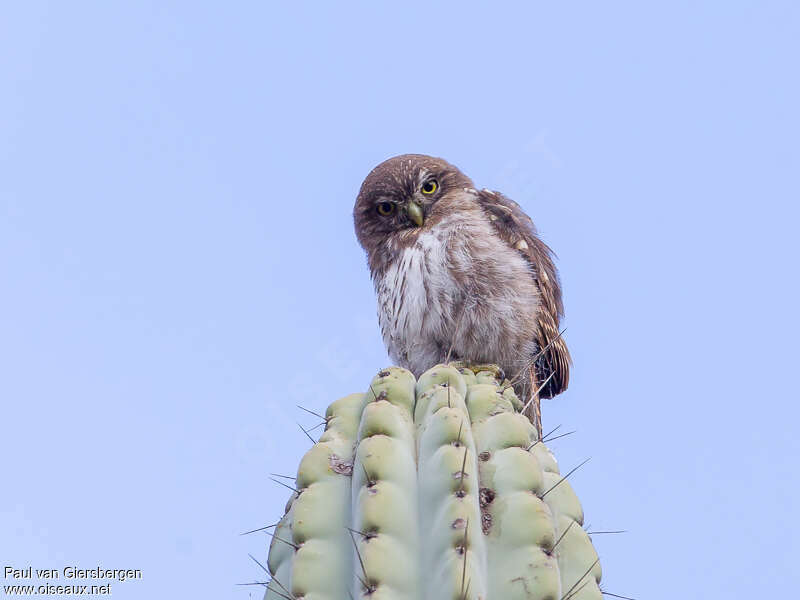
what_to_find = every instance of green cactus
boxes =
[262,365,601,600]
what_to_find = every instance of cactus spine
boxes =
[264,365,601,600]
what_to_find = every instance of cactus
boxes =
[262,365,601,600]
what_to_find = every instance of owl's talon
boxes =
[448,361,505,381]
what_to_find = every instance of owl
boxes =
[353,154,570,435]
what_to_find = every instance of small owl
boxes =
[353,154,570,434]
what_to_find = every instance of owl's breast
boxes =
[375,230,454,368]
[374,209,540,375]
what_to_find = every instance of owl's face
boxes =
[353,154,474,261]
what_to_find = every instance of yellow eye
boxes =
[376,202,395,216]
[421,179,438,194]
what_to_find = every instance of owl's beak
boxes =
[406,201,424,227]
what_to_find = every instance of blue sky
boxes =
[1,2,798,598]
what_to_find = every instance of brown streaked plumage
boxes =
[474,188,571,400]
[353,154,570,434]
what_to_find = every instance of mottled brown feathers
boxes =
[353,154,570,406]
[476,189,571,398]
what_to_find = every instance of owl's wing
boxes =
[476,189,571,398]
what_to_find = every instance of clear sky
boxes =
[1,2,798,599]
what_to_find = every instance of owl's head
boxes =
[353,154,473,260]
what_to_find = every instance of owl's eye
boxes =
[421,179,438,195]
[376,202,396,216]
